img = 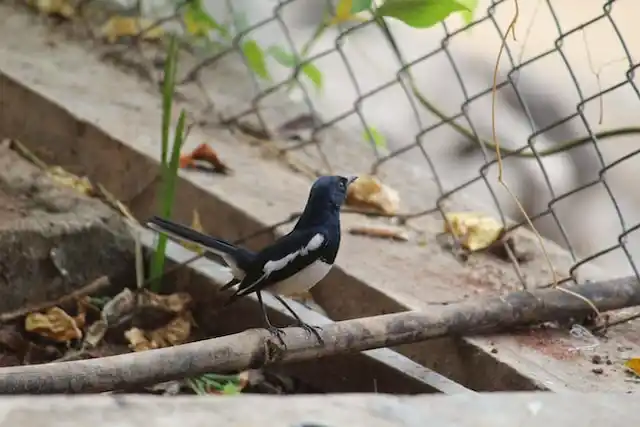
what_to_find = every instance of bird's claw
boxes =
[267,325,287,345]
[299,322,324,344]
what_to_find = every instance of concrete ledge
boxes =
[1,4,639,393]
[0,393,636,426]
[146,229,472,395]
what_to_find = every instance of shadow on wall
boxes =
[192,0,640,280]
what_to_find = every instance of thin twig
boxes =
[0,276,112,323]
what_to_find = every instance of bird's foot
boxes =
[267,325,287,345]
[299,322,324,344]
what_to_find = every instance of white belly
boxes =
[270,259,332,297]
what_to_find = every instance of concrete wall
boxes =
[132,0,640,279]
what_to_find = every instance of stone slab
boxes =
[0,393,636,426]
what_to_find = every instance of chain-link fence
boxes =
[29,0,640,285]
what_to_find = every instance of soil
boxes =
[0,186,28,225]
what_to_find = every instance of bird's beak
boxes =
[347,175,358,185]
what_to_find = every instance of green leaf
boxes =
[374,0,470,29]
[351,0,373,13]
[183,0,228,39]
[151,109,187,292]
[160,36,178,165]
[267,46,323,90]
[363,126,387,150]
[456,0,478,25]
[221,382,243,395]
[150,35,181,292]
[242,40,270,81]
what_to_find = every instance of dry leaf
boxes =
[179,210,205,255]
[125,327,156,352]
[99,16,164,44]
[83,320,107,349]
[139,290,192,314]
[349,224,409,241]
[27,0,75,18]
[25,307,82,342]
[47,166,94,195]
[346,175,400,215]
[101,288,136,325]
[147,313,192,348]
[624,358,640,377]
[179,143,230,174]
[443,212,505,252]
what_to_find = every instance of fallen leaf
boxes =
[99,16,164,44]
[27,0,75,18]
[179,210,205,255]
[83,320,108,349]
[147,313,193,347]
[349,224,409,241]
[346,175,400,214]
[443,212,504,252]
[25,307,82,342]
[47,166,94,196]
[139,290,192,314]
[125,327,156,352]
[179,143,230,174]
[101,288,136,325]
[624,358,640,377]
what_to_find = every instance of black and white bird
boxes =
[146,175,358,343]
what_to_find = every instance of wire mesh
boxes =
[28,0,640,285]
[178,0,640,285]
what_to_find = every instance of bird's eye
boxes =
[339,180,346,189]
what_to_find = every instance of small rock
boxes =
[591,354,602,364]
[605,359,613,365]
[491,348,498,354]
[592,367,604,375]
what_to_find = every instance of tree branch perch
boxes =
[0,276,638,394]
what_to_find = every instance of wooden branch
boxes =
[0,276,638,394]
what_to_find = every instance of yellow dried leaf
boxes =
[27,0,75,18]
[148,313,193,348]
[349,224,409,241]
[99,16,164,44]
[25,306,82,342]
[444,212,504,252]
[346,175,400,215]
[47,166,94,195]
[180,210,205,255]
[139,290,192,314]
[624,358,640,377]
[125,327,157,352]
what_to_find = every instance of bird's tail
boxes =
[146,215,239,259]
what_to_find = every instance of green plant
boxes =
[187,373,247,395]
[148,35,189,292]
[363,125,388,152]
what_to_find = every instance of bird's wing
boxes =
[146,216,255,275]
[229,228,329,300]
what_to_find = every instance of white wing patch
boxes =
[263,233,325,276]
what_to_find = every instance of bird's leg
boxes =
[274,295,324,344]
[257,291,286,345]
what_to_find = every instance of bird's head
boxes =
[309,175,358,210]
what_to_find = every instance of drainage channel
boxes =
[140,228,474,395]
